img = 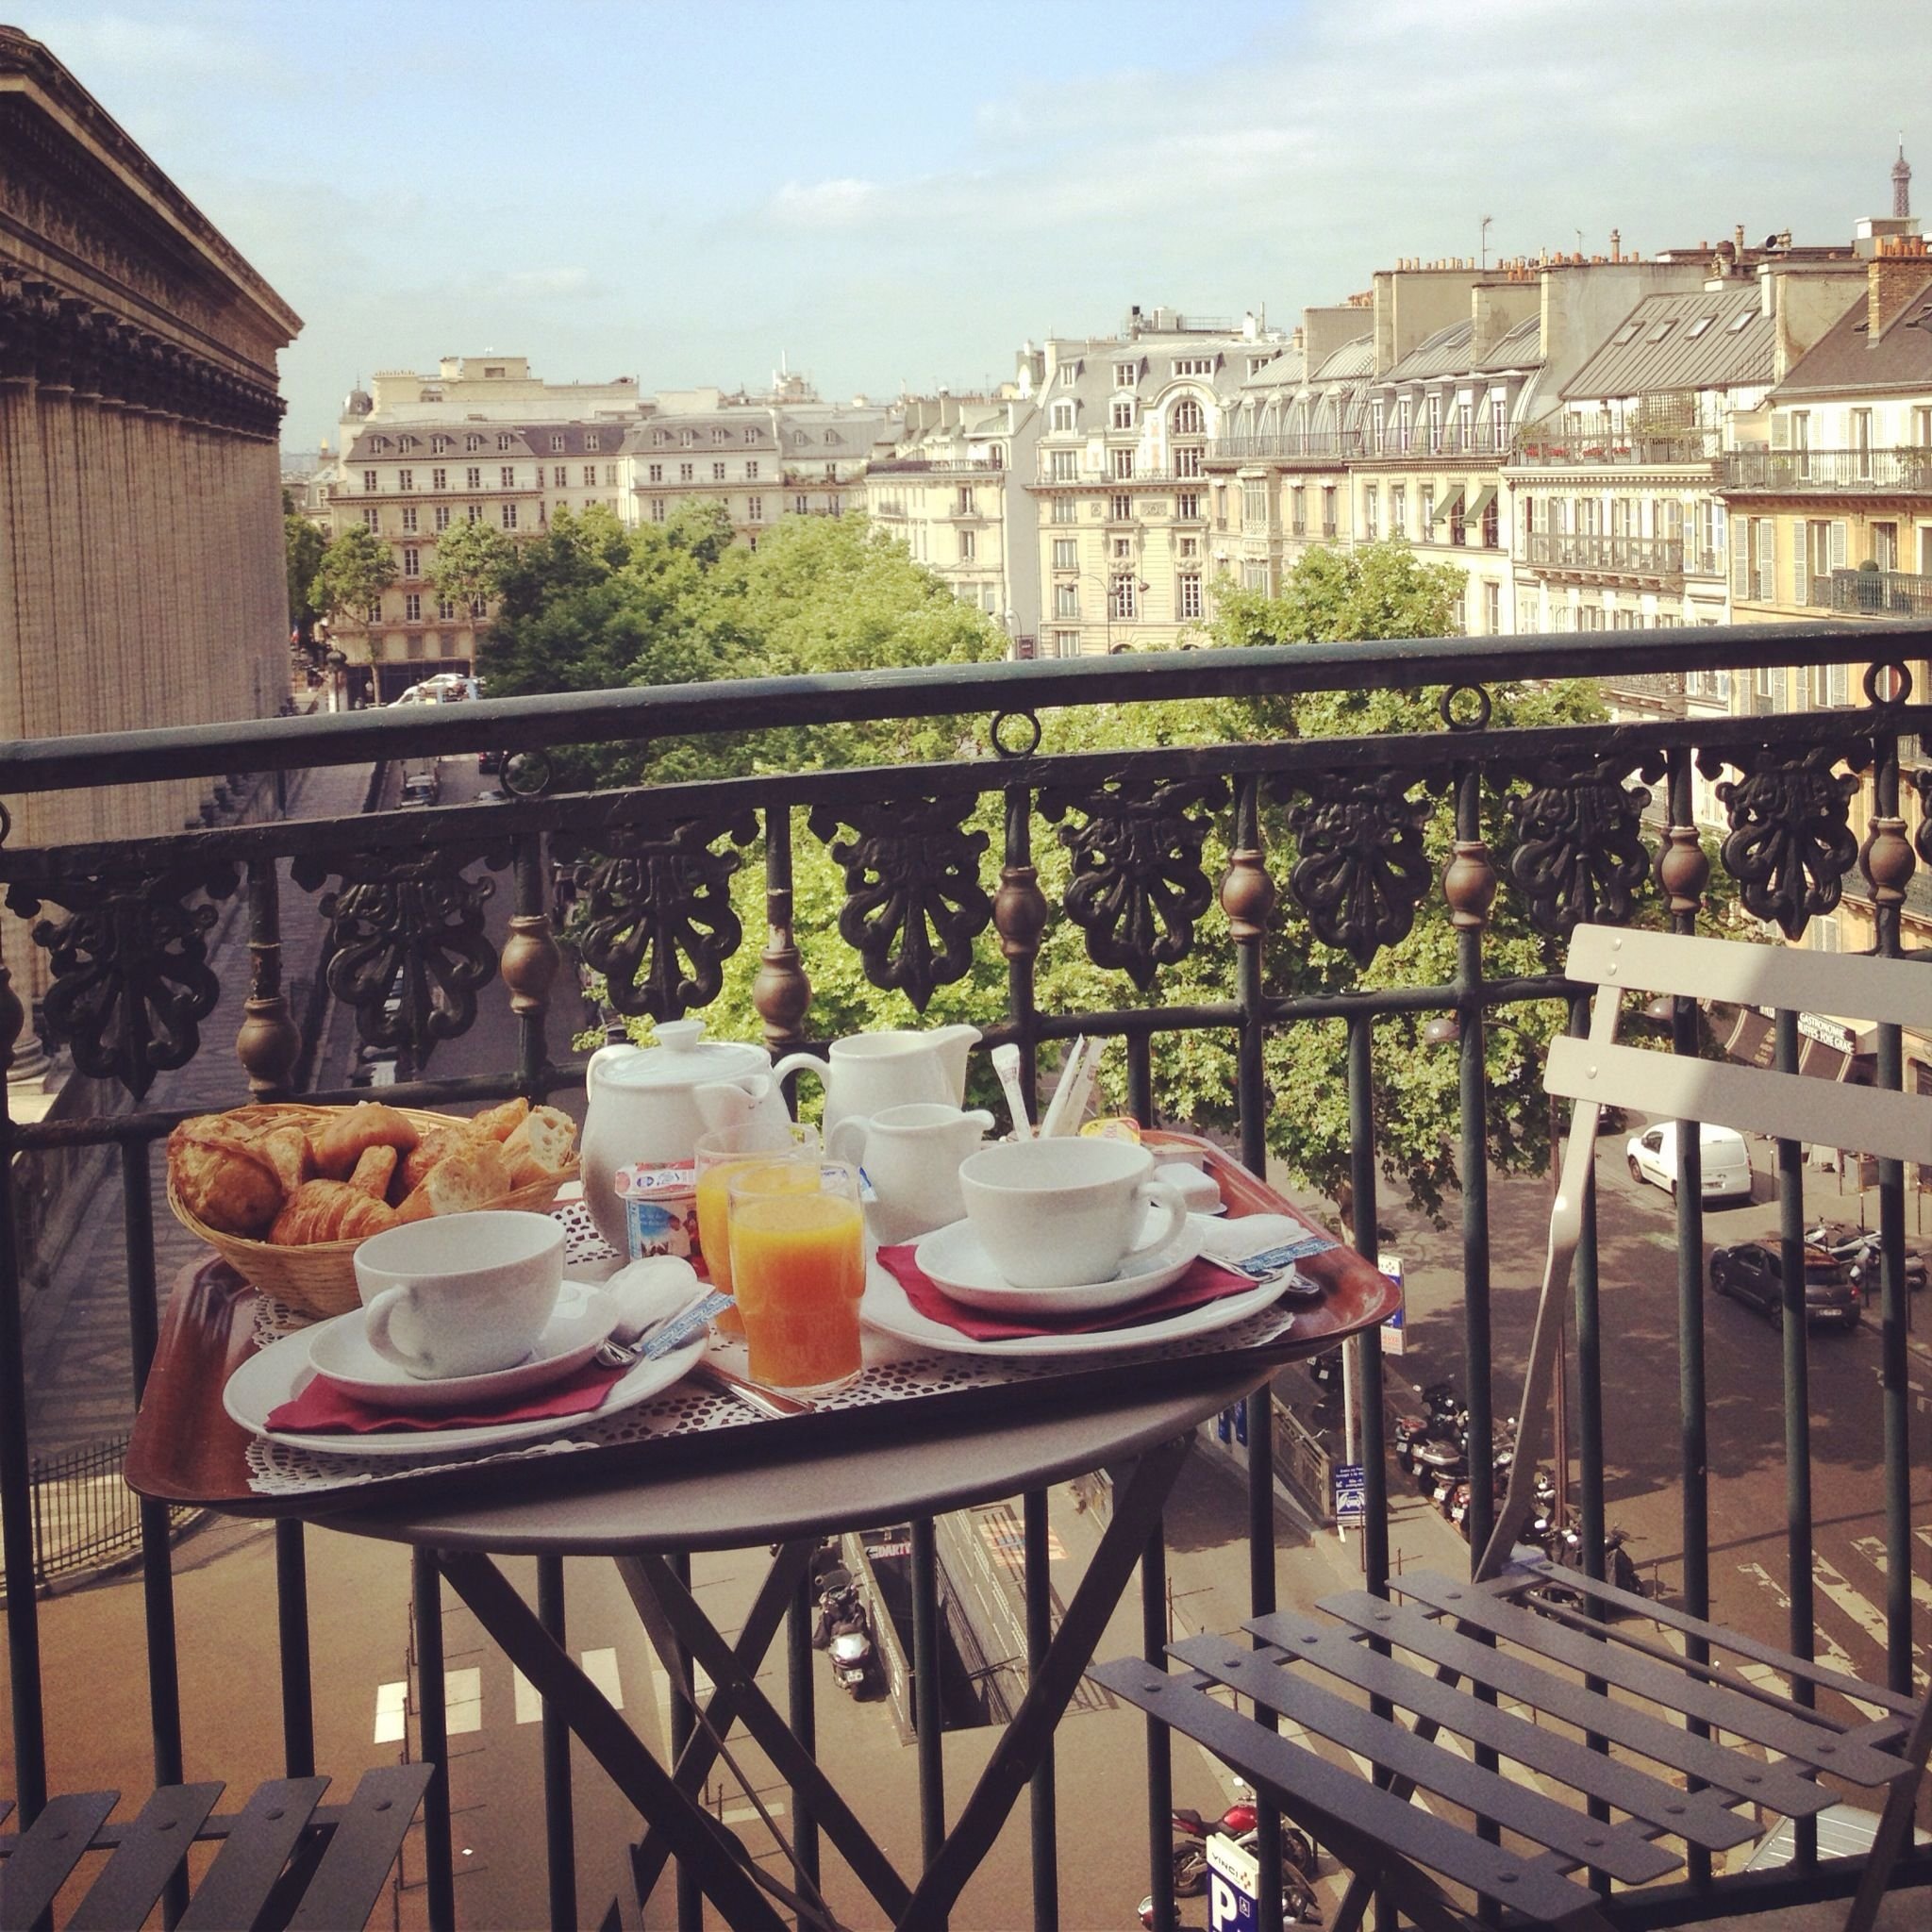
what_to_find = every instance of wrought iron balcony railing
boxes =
[1724,447,1932,493]
[1524,529,1686,577]
[1204,432,1365,465]
[1510,430,1721,466]
[0,625,1927,1930]
[1814,567,1932,616]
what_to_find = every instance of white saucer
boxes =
[306,1281,619,1413]
[911,1217,1209,1318]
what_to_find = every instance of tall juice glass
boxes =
[727,1159,865,1396]
[693,1122,817,1336]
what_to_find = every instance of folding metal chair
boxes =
[1094,924,1932,1932]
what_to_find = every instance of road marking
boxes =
[444,1666,483,1736]
[721,1802,788,1826]
[374,1680,408,1745]
[1817,1555,1929,1691]
[1851,1536,1932,1617]
[582,1647,624,1707]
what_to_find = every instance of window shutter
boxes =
[1732,525,1750,598]
[1771,414,1790,450]
[1791,520,1808,605]
[1830,662,1849,706]
[1830,520,1847,572]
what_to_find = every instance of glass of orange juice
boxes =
[726,1159,866,1396]
[693,1122,817,1335]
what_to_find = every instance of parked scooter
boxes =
[1533,1525,1647,1608]
[1308,1347,1342,1392]
[811,1563,875,1692]
[1391,1380,1459,1464]
[1171,1801,1315,1889]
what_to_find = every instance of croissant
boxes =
[255,1123,316,1195]
[395,1141,512,1224]
[269,1179,401,1245]
[346,1144,399,1199]
[500,1106,577,1188]
[169,1118,284,1237]
[311,1102,420,1180]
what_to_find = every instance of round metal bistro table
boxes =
[327,1361,1268,1932]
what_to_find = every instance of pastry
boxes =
[395,1125,464,1195]
[468,1097,530,1142]
[311,1102,420,1180]
[395,1140,513,1223]
[268,1179,400,1244]
[501,1106,577,1187]
[256,1123,316,1195]
[168,1117,284,1237]
[346,1144,399,1199]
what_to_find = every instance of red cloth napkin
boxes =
[268,1358,628,1435]
[876,1243,1252,1341]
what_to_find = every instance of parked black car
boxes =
[1708,1241,1860,1330]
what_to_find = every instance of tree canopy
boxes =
[283,494,326,648]
[308,524,397,629]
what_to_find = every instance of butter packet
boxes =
[1199,1212,1336,1298]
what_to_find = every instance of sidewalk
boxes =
[20,758,375,1457]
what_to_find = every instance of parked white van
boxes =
[1624,1121,1754,1202]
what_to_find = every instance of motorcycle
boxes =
[1171,1803,1315,1889]
[1534,1525,1647,1609]
[1391,1380,1459,1464]
[827,1616,874,1694]
[1806,1224,1927,1296]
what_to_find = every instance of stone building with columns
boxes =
[0,27,301,1080]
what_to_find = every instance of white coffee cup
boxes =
[355,1210,564,1380]
[958,1138,1190,1291]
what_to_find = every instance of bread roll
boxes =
[169,1117,284,1237]
[468,1097,530,1143]
[268,1179,400,1244]
[395,1124,464,1196]
[394,1141,513,1224]
[500,1106,577,1187]
[346,1144,399,1199]
[311,1102,420,1180]
[256,1123,316,1194]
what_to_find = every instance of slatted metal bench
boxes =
[0,1764,431,1932]
[1093,926,1932,1932]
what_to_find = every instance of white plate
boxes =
[861,1253,1290,1359]
[225,1319,703,1459]
[912,1218,1209,1317]
[306,1282,620,1413]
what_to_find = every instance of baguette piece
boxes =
[395,1125,464,1196]
[169,1117,284,1237]
[468,1097,530,1143]
[269,1179,400,1245]
[311,1102,420,1180]
[346,1144,399,1199]
[500,1105,577,1187]
[394,1141,513,1224]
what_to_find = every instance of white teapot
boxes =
[772,1024,979,1137]
[581,1019,789,1254]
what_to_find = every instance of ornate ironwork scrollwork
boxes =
[6,858,239,1097]
[291,841,507,1065]
[1507,759,1657,937]
[809,797,991,1009]
[558,814,756,1021]
[1275,769,1433,965]
[1711,743,1861,938]
[1040,776,1227,989]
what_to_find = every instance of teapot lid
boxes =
[602,1018,770,1089]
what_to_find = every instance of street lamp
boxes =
[323,648,347,715]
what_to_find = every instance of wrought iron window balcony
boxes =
[1525,529,1686,579]
[1724,448,1932,493]
[1814,567,1932,616]
[1510,430,1721,466]
[0,627,1928,1930]
[1204,433,1365,466]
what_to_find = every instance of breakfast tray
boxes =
[125,1134,1402,1518]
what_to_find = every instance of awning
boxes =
[1714,1004,1871,1083]
[1715,1004,1774,1069]
[1465,485,1498,521]
[1432,489,1465,525]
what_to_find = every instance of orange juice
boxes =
[728,1186,865,1393]
[693,1158,749,1333]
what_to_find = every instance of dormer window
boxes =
[497,433,515,450]
[1058,365,1077,388]
[1686,316,1715,339]
[397,435,417,453]
[713,428,729,445]
[824,429,838,445]
[550,434,565,451]
[744,428,759,445]
[1111,400,1135,429]
[1050,401,1075,433]
[585,432,600,450]
[654,429,671,445]
[1644,320,1675,344]
[465,433,483,451]
[431,435,449,454]
[1114,361,1138,388]
[681,430,696,446]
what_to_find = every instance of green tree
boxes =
[425,516,517,615]
[308,524,397,630]
[283,492,326,649]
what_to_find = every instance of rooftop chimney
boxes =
[1869,239,1932,337]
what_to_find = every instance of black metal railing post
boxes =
[414,1550,456,1932]
[1024,1488,1058,1932]
[275,1523,315,1777]
[1141,1516,1174,1932]
[537,1556,578,1932]
[911,1515,947,1931]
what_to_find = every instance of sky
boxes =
[16,0,1932,452]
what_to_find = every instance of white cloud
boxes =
[771,177,887,227]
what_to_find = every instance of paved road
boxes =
[1276,1128,1932,1713]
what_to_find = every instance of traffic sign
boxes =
[1379,1254,1406,1355]
[1207,1830,1259,1929]
[1333,1461,1367,1524]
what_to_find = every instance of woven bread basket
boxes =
[166,1102,579,1323]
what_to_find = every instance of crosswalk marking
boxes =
[374,1680,408,1745]
[1851,1536,1932,1617]
[510,1648,627,1724]
[444,1666,483,1735]
[1814,1555,1929,1692]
